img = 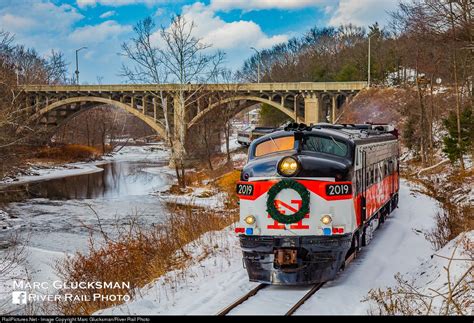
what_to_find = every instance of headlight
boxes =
[244,215,256,225]
[321,214,332,225]
[278,156,299,177]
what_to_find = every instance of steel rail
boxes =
[284,283,325,316]
[216,283,267,316]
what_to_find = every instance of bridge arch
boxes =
[33,96,167,138]
[187,95,302,130]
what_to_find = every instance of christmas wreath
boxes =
[266,179,310,224]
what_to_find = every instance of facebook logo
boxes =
[11,291,27,305]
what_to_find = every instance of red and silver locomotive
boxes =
[235,123,399,285]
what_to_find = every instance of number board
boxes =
[236,183,254,196]
[326,183,352,196]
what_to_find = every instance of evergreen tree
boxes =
[442,108,473,164]
[258,104,291,127]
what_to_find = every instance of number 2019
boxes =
[326,184,351,196]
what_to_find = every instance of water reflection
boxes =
[12,161,167,200]
[2,160,172,254]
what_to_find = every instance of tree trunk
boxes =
[429,76,434,157]
[225,120,231,162]
[202,125,213,170]
[417,82,427,166]
[449,1,465,170]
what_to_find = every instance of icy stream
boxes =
[1,145,172,254]
[0,144,173,315]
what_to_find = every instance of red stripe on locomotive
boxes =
[236,179,353,201]
[354,173,399,226]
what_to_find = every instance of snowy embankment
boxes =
[97,180,465,315]
[0,164,103,188]
[155,189,228,209]
[369,230,472,315]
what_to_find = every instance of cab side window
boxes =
[303,135,348,157]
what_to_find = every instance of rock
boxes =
[0,240,11,249]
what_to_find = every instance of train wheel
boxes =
[350,231,361,253]
[393,194,399,208]
[362,220,376,246]
[388,194,398,214]
[380,206,387,223]
[356,231,362,252]
[362,227,370,246]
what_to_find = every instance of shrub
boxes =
[215,170,241,206]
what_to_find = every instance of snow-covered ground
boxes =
[103,143,169,162]
[367,230,472,315]
[156,188,228,209]
[0,164,104,188]
[98,180,454,315]
[220,133,242,154]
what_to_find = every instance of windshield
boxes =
[302,135,348,157]
[254,136,295,157]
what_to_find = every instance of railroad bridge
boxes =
[23,82,366,158]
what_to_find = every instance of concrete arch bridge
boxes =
[23,82,366,158]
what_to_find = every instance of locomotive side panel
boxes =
[353,140,399,226]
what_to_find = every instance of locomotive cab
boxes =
[236,123,399,285]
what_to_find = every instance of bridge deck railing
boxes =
[23,82,368,93]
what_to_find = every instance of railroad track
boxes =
[217,251,356,315]
[217,282,325,316]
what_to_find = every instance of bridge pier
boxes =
[331,95,337,124]
[304,94,320,125]
[153,97,157,121]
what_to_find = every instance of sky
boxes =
[0,0,399,84]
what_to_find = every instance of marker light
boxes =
[244,215,256,225]
[321,214,332,225]
[278,156,299,177]
[323,228,332,235]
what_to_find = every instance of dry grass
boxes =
[166,154,241,198]
[54,203,237,315]
[215,170,241,207]
[0,232,28,315]
[33,144,103,162]
[427,205,473,251]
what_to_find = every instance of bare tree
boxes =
[121,15,225,187]
[120,17,178,181]
[0,30,70,177]
[158,15,225,186]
